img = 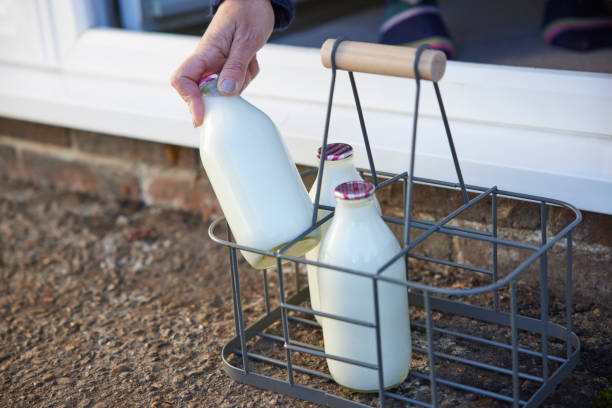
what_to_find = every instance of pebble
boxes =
[110,364,131,374]
[187,369,203,378]
[78,399,91,408]
[56,377,72,385]
[150,341,170,350]
[42,373,55,382]
[172,374,185,384]
[115,215,129,226]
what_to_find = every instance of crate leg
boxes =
[511,281,519,408]
[566,231,573,359]
[294,261,301,292]
[372,278,386,408]
[228,231,241,339]
[263,268,271,315]
[425,291,439,408]
[228,228,249,373]
[277,258,295,385]
[540,202,549,381]
[492,192,499,311]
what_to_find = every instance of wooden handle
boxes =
[321,39,446,82]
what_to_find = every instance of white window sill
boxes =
[1,28,611,214]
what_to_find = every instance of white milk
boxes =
[198,74,319,269]
[306,143,381,323]
[318,181,411,392]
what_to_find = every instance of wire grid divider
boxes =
[208,39,582,407]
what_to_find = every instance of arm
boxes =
[212,0,294,30]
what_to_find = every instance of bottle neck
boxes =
[200,78,225,97]
[334,195,378,219]
[311,156,361,206]
[321,155,354,169]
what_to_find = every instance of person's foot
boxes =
[379,0,455,59]
[542,0,612,50]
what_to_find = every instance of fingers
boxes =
[170,55,209,127]
[218,35,258,96]
[249,55,260,80]
[243,55,260,90]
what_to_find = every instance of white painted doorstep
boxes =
[0,24,611,214]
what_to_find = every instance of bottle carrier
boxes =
[208,39,581,407]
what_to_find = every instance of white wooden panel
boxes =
[1,60,611,214]
[49,0,97,62]
[0,0,53,65]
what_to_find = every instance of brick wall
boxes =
[0,117,221,219]
[1,117,610,302]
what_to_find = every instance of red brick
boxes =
[0,117,69,146]
[70,130,198,169]
[549,207,612,247]
[16,150,140,201]
[52,166,101,194]
[545,242,612,302]
[376,179,498,226]
[296,165,316,190]
[118,177,141,202]
[413,185,467,219]
[495,197,542,230]
[410,229,454,261]
[145,176,221,219]
[451,230,611,302]
[0,145,16,175]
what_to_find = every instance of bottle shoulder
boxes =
[200,97,279,145]
[319,210,400,268]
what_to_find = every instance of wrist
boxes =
[211,0,293,30]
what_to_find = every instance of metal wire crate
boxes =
[207,39,581,407]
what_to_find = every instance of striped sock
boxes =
[542,0,612,50]
[379,0,455,59]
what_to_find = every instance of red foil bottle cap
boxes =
[198,73,221,96]
[198,73,219,88]
[317,143,353,161]
[334,181,375,200]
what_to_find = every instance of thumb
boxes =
[218,39,254,96]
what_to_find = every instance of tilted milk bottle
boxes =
[306,143,380,323]
[318,181,411,391]
[198,74,319,269]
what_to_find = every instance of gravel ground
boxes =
[1,178,610,407]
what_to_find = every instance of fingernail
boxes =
[220,79,236,94]
[193,119,197,128]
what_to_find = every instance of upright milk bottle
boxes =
[306,143,380,323]
[318,181,411,391]
[198,74,319,269]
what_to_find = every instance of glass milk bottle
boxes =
[318,181,411,391]
[306,143,380,323]
[198,74,319,269]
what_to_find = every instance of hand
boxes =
[170,0,275,127]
